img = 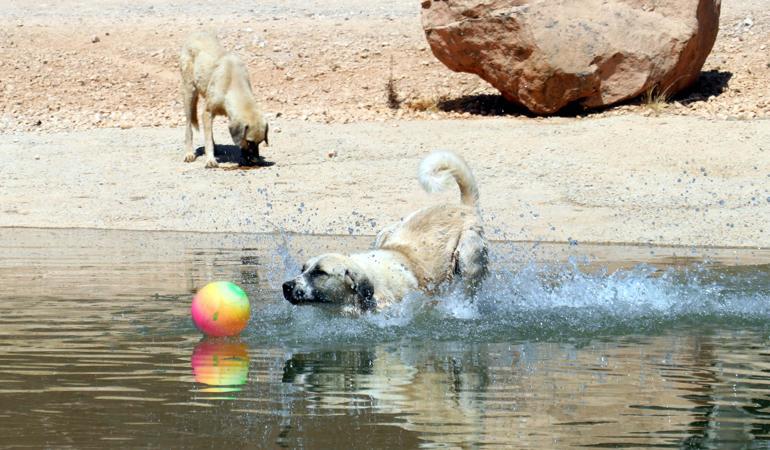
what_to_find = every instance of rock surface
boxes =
[421,0,722,114]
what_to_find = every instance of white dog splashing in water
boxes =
[283,150,488,314]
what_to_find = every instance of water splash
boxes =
[248,242,770,345]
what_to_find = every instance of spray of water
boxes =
[250,236,770,345]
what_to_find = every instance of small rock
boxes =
[327,150,337,158]
[740,16,754,29]
[91,35,100,44]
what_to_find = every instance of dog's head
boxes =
[229,118,269,163]
[282,254,376,312]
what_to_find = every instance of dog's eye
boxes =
[312,268,328,277]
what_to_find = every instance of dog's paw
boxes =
[184,153,197,163]
[205,158,219,169]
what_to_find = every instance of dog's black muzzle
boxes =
[283,279,330,305]
[284,280,319,305]
[241,141,261,165]
[282,280,301,304]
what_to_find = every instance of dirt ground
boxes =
[1,116,768,248]
[0,0,768,132]
[0,1,768,249]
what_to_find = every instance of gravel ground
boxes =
[0,0,768,132]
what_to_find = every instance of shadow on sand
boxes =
[419,70,733,118]
[672,70,733,105]
[193,145,275,169]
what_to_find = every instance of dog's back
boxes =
[180,32,226,97]
[180,32,226,132]
[179,31,226,98]
[377,151,486,290]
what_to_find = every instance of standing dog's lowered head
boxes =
[283,150,488,314]
[180,31,269,168]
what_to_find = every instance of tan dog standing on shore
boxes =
[283,151,488,314]
[180,31,269,168]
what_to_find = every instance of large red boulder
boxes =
[421,0,721,114]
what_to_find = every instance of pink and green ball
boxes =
[191,281,250,337]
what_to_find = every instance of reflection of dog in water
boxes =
[280,347,491,443]
[283,150,488,313]
[180,31,269,168]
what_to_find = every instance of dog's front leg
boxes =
[183,121,196,162]
[202,109,218,168]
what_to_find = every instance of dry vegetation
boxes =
[641,85,672,115]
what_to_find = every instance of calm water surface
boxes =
[1,228,769,449]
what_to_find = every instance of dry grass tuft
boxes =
[642,84,673,115]
[386,57,401,110]
[405,96,441,112]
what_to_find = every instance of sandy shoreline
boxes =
[2,115,768,248]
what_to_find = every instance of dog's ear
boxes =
[345,269,375,311]
[263,122,269,147]
[229,122,245,144]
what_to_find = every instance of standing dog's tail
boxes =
[418,150,480,209]
[185,89,199,130]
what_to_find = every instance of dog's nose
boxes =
[282,280,299,304]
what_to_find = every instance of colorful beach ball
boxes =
[191,281,250,337]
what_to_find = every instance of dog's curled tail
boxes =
[418,150,479,208]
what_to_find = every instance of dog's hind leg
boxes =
[454,227,488,298]
[182,86,198,163]
[202,109,218,168]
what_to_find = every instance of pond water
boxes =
[1,228,769,449]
